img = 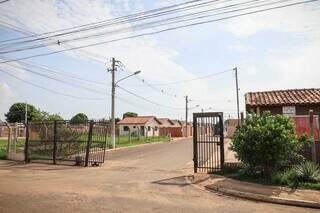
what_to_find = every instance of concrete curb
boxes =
[106,137,188,152]
[206,185,320,209]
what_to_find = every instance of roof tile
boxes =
[245,88,320,106]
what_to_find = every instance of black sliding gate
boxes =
[193,112,224,173]
[25,120,108,166]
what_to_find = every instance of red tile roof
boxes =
[245,88,320,106]
[117,116,161,125]
[158,118,174,127]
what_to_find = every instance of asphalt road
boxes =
[0,138,316,213]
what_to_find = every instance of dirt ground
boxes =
[0,138,316,213]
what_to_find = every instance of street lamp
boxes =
[111,70,141,149]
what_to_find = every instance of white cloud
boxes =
[0,0,211,118]
[218,2,320,37]
[0,82,15,120]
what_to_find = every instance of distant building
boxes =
[245,88,320,116]
[117,116,161,137]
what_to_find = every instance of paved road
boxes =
[0,138,316,213]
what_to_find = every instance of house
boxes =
[225,119,239,138]
[117,116,161,137]
[158,118,184,137]
[180,121,193,137]
[245,88,320,116]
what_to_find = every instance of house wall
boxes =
[246,104,320,116]
[118,120,160,137]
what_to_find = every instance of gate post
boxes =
[53,120,57,165]
[85,120,94,167]
[24,122,29,163]
[219,113,225,168]
[193,114,198,173]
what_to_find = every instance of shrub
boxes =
[293,161,320,183]
[271,161,320,188]
[271,169,299,187]
[231,112,303,175]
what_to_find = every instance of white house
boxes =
[117,116,161,137]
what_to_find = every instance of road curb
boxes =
[106,137,188,152]
[205,185,320,209]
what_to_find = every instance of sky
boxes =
[0,0,319,121]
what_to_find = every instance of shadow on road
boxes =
[152,175,192,187]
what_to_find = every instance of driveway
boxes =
[0,138,315,213]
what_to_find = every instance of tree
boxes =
[231,112,304,175]
[70,113,88,123]
[5,103,42,123]
[123,112,138,119]
[47,113,63,121]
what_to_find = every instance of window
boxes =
[148,126,151,131]
[133,126,136,129]
[154,126,158,131]
[123,126,129,131]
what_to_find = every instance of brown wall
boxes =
[159,127,183,137]
[246,104,320,115]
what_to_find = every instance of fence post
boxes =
[309,110,317,163]
[53,120,57,165]
[129,128,131,143]
[219,114,225,168]
[24,122,29,163]
[5,122,11,157]
[85,120,94,167]
[240,112,244,126]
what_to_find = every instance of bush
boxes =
[271,161,320,188]
[271,169,299,187]
[231,112,303,175]
[293,161,320,183]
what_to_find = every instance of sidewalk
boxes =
[190,174,320,209]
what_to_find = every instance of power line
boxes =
[0,0,288,53]
[1,0,316,64]
[152,69,233,86]
[0,56,107,86]
[3,62,107,95]
[117,86,185,110]
[0,0,208,43]
[0,69,107,100]
[0,20,108,64]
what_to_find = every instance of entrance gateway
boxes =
[193,112,224,173]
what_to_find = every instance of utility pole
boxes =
[234,67,240,126]
[110,57,117,149]
[25,102,28,124]
[185,95,189,137]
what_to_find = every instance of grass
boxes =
[0,137,25,159]
[215,164,320,190]
[112,135,170,148]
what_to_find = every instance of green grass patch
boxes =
[112,135,170,148]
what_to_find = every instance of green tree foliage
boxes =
[5,103,64,122]
[70,113,88,123]
[5,103,41,122]
[46,113,63,121]
[123,112,138,119]
[231,112,304,174]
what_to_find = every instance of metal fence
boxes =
[25,120,107,166]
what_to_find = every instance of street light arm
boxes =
[115,71,141,85]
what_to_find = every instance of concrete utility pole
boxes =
[108,58,141,149]
[185,95,189,137]
[110,57,117,149]
[234,67,240,126]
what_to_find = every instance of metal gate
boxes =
[193,112,224,173]
[25,120,108,166]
